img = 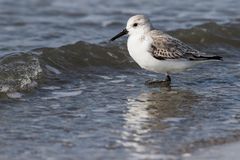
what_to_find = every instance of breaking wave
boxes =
[0,22,239,93]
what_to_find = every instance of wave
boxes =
[36,41,134,70]
[171,22,240,47]
[0,41,135,93]
[0,22,239,93]
[0,53,42,93]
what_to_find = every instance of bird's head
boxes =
[110,15,152,41]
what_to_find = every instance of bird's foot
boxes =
[145,75,171,88]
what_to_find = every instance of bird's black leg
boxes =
[165,74,171,82]
[145,73,171,87]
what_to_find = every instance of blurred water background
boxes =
[0,0,240,159]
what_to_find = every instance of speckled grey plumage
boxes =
[149,30,222,61]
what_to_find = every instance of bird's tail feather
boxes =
[191,55,223,61]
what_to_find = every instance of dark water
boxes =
[0,0,240,159]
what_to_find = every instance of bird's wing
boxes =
[149,30,202,60]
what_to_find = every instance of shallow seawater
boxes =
[0,0,240,160]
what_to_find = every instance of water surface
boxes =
[0,0,240,159]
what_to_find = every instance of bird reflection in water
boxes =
[120,88,199,156]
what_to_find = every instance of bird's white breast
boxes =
[127,34,154,69]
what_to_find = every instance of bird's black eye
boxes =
[133,23,138,27]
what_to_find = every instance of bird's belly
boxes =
[134,56,192,73]
[128,46,192,73]
[147,60,193,73]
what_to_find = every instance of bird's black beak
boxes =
[110,28,128,41]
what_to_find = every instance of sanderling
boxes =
[110,15,222,86]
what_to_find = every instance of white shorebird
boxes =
[110,15,222,86]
